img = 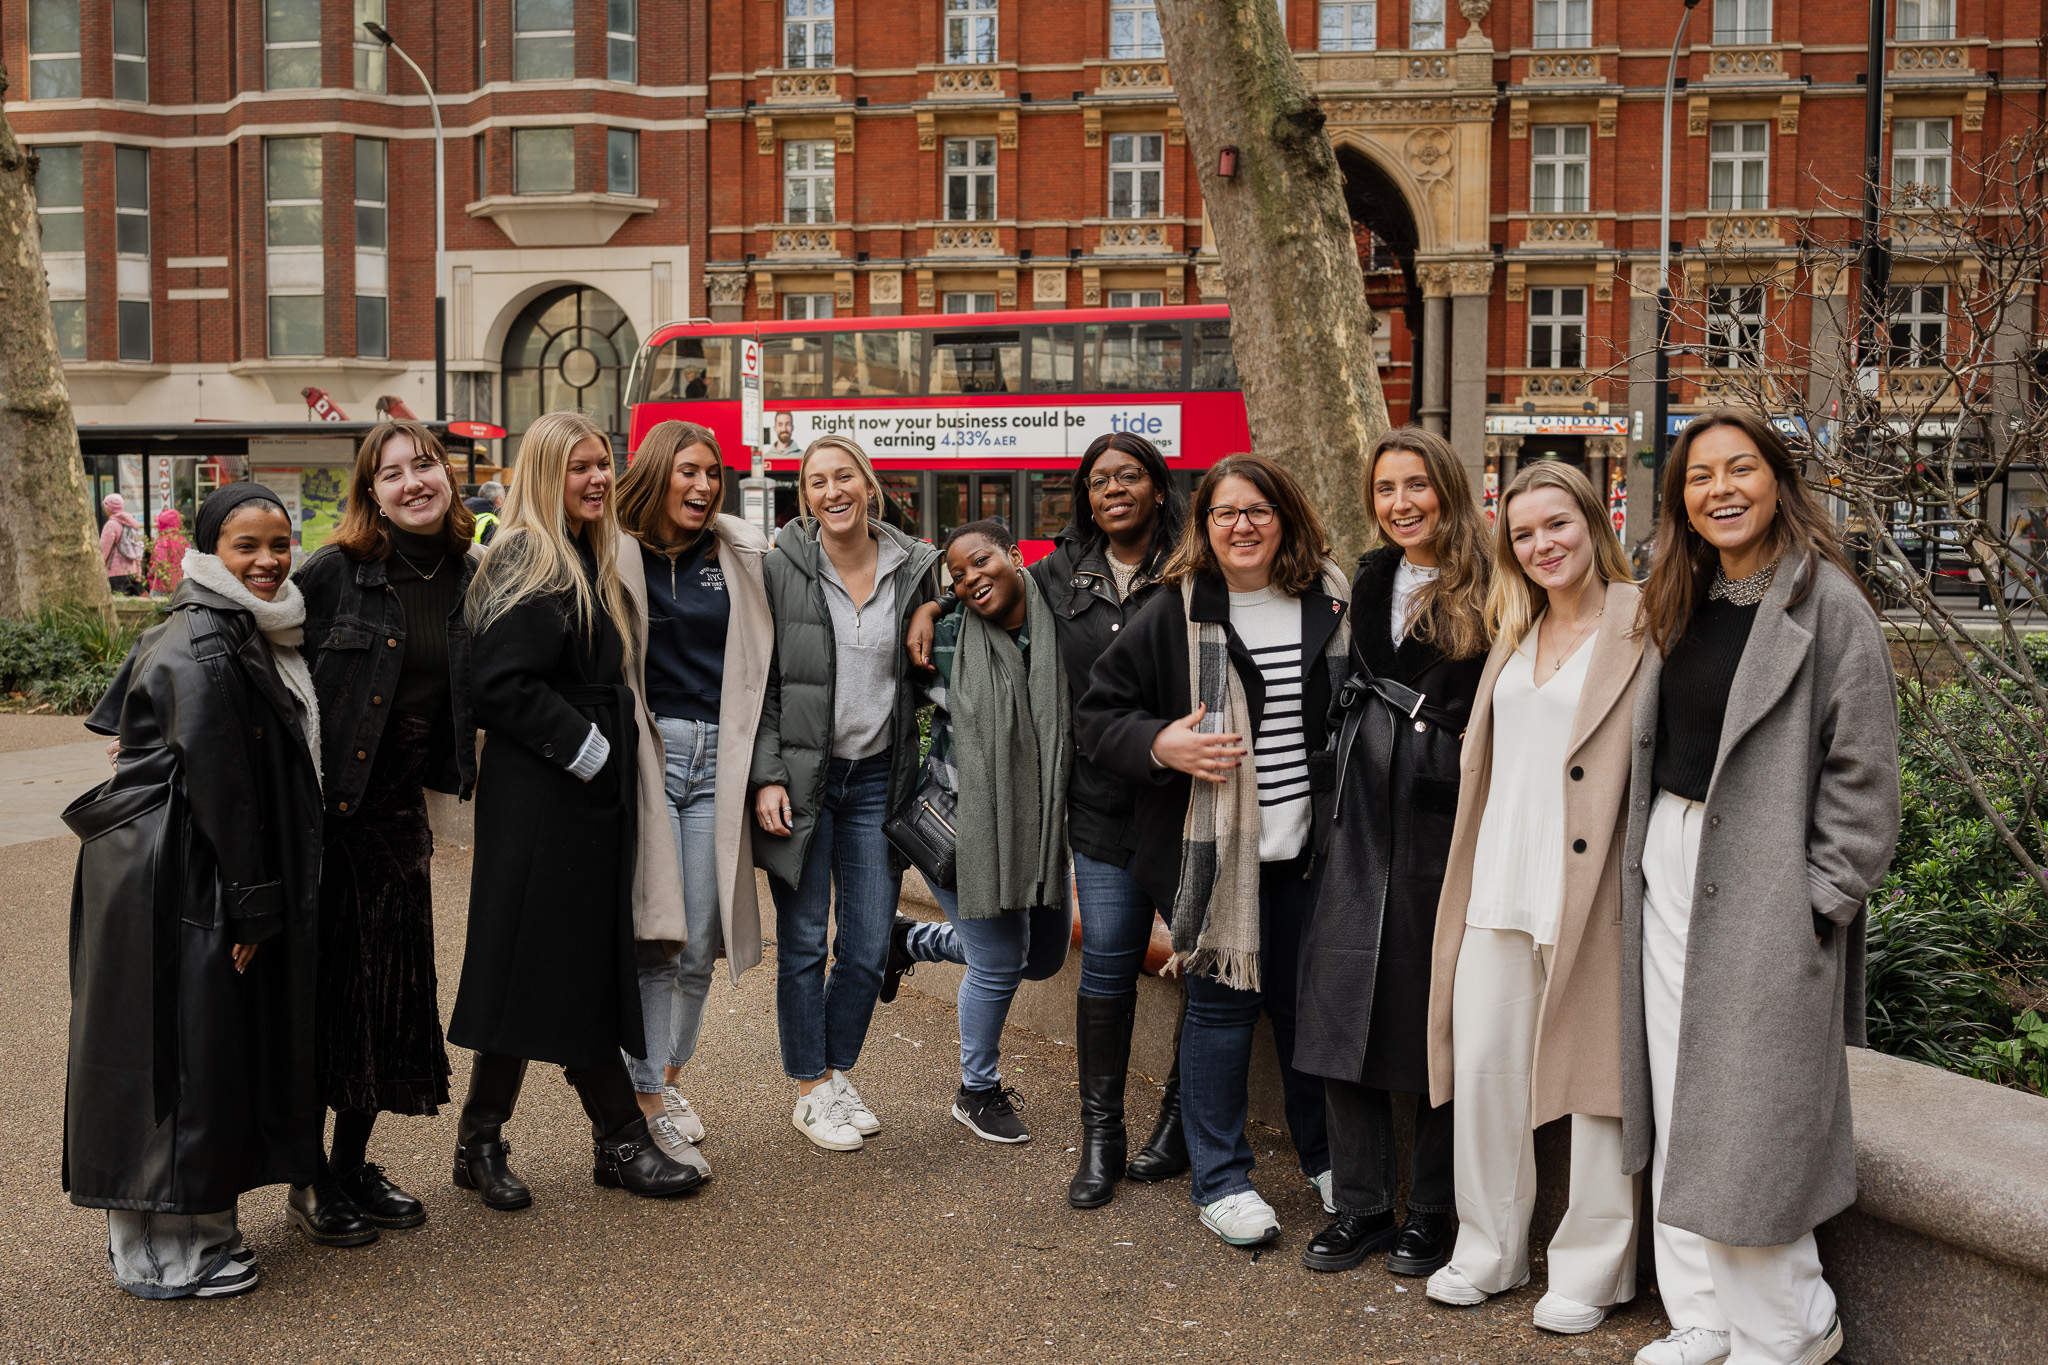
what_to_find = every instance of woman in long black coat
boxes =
[65,484,324,1299]
[1295,428,1491,1279]
[447,410,702,1207]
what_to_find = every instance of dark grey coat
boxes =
[749,519,939,890]
[1620,555,1900,1247]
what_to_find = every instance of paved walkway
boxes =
[0,730,1671,1363]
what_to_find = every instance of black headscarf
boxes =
[194,482,289,554]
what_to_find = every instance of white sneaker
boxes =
[191,1256,259,1298]
[1532,1290,1607,1333]
[832,1073,881,1136]
[660,1086,706,1144]
[791,1086,864,1152]
[1200,1190,1280,1247]
[1634,1327,1732,1365]
[648,1114,712,1177]
[1425,1263,1488,1306]
[1793,1317,1844,1365]
[1311,1169,1335,1214]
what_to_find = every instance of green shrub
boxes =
[0,606,156,715]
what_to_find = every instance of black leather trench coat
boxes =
[1295,547,1486,1094]
[64,581,325,1212]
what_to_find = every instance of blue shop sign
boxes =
[1667,413,1809,439]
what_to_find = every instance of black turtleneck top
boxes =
[1653,595,1759,802]
[384,525,460,721]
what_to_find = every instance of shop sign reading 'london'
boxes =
[769,405,1183,460]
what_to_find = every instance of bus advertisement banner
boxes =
[766,404,1182,461]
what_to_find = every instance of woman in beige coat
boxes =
[1423,463,1644,1330]
[613,420,774,1178]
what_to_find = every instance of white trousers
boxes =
[1448,925,1640,1304]
[1643,792,1836,1363]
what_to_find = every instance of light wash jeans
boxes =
[106,1207,243,1299]
[905,884,1071,1091]
[625,715,726,1093]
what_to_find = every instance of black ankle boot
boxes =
[568,1059,706,1199]
[1302,1210,1399,1272]
[333,1162,427,1229]
[1069,993,1134,1209]
[1126,993,1190,1183]
[287,1176,379,1247]
[1386,1208,1457,1276]
[453,1052,532,1211]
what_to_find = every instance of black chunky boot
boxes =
[1126,991,1190,1183]
[1068,993,1134,1209]
[453,1052,533,1211]
[286,1176,379,1247]
[568,1059,705,1199]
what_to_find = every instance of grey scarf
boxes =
[949,572,1070,920]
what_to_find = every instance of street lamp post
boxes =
[1654,0,1704,519]
[365,22,447,429]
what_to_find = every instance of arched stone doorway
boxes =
[1336,147,1428,431]
[501,285,639,462]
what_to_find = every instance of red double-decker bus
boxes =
[625,304,1247,559]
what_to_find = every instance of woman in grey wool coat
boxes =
[1622,409,1900,1365]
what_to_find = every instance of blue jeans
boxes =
[626,716,725,1093]
[906,885,1071,1090]
[1071,849,1159,1000]
[1180,855,1330,1206]
[769,753,898,1082]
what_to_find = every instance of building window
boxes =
[514,0,575,80]
[266,0,322,89]
[1109,134,1164,219]
[783,141,835,223]
[784,294,835,320]
[353,0,386,91]
[1887,286,1945,367]
[117,147,152,360]
[476,0,488,85]
[1530,125,1590,212]
[1533,0,1590,48]
[1893,118,1951,207]
[514,128,575,194]
[1409,0,1445,49]
[944,138,997,221]
[355,139,388,359]
[1708,122,1769,210]
[1896,0,1952,39]
[1108,290,1165,308]
[608,0,636,81]
[1712,0,1770,44]
[1110,0,1163,59]
[784,0,834,68]
[1319,1,1376,50]
[1528,287,1584,369]
[942,293,996,313]
[114,0,148,101]
[29,0,82,99]
[34,145,86,360]
[607,129,638,195]
[945,0,998,64]
[266,137,325,357]
[1706,285,1765,367]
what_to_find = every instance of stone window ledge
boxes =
[466,193,659,248]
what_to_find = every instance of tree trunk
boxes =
[0,65,110,618]
[1156,0,1389,560]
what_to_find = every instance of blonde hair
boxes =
[798,434,885,530]
[1364,427,1491,661]
[1486,461,1632,647]
[466,411,637,664]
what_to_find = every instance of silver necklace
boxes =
[394,547,444,580]
[1708,556,1778,606]
[1546,605,1603,671]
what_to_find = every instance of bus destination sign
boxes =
[772,405,1182,460]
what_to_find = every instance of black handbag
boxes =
[884,776,959,892]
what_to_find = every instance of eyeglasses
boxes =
[1208,503,1278,528]
[1086,468,1152,494]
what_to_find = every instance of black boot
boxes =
[1386,1208,1457,1276]
[1126,992,1190,1183]
[568,1059,706,1199]
[880,913,918,1004]
[1302,1210,1399,1272]
[453,1052,533,1211]
[286,1176,379,1247]
[1068,993,1133,1209]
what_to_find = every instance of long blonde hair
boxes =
[1364,427,1491,660]
[466,411,637,662]
[1486,461,1632,647]
[798,434,885,529]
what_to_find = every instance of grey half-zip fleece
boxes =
[818,531,908,760]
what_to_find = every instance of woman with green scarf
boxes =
[892,519,1071,1144]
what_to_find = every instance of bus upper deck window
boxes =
[1026,326,1076,393]
[1084,320,1187,392]
[1192,320,1239,391]
[928,329,1022,395]
[834,330,921,396]
[763,333,827,399]
[646,335,732,400]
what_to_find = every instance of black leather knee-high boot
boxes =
[1125,987,1191,1182]
[566,1058,705,1199]
[454,1052,533,1211]
[1068,993,1135,1209]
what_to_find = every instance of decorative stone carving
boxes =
[768,71,837,102]
[1777,94,1800,136]
[1703,215,1780,244]
[1529,53,1600,81]
[1166,109,1185,146]
[755,116,776,155]
[754,272,775,310]
[1449,261,1492,295]
[1504,261,1526,301]
[915,270,935,310]
[1523,217,1599,243]
[1099,63,1169,90]
[1100,223,1168,251]
[834,270,855,311]
[1165,272,1185,305]
[707,273,750,306]
[933,226,1000,252]
[1326,97,1497,124]
[917,112,936,151]
[999,109,1018,150]
[1081,267,1102,307]
[1963,88,1986,131]
[1687,96,1710,137]
[1405,127,1455,182]
[836,114,855,154]
[770,228,837,255]
[1032,268,1067,304]
[1195,261,1228,300]
[933,66,1001,97]
[1894,45,1969,73]
[1630,262,1664,296]
[1457,0,1491,37]
[1704,47,1784,79]
[868,271,903,305]
[1593,272,1615,302]
[1508,98,1530,140]
[1082,108,1102,148]
[1597,97,1618,138]
[1417,262,1453,299]
[998,270,1018,309]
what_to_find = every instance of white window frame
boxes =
[1712,0,1771,44]
[1107,290,1164,309]
[783,140,836,223]
[513,127,576,194]
[1109,133,1164,220]
[784,0,834,68]
[1888,285,1946,368]
[113,0,148,101]
[1530,125,1590,212]
[1319,1,1377,51]
[783,293,835,320]
[354,0,387,92]
[1708,121,1770,211]
[1533,0,1591,48]
[34,144,86,360]
[608,0,637,82]
[606,128,639,196]
[1706,285,1766,368]
[1527,286,1585,369]
[513,0,576,81]
[355,138,388,359]
[266,137,325,358]
[1892,118,1951,207]
[1409,0,1445,49]
[1896,0,1952,39]
[944,137,997,222]
[945,0,998,65]
[265,0,322,90]
[29,0,82,100]
[942,292,996,313]
[1110,0,1163,60]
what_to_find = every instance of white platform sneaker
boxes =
[1634,1327,1732,1365]
[832,1073,882,1136]
[791,1085,863,1152]
[1200,1191,1281,1247]
[1531,1290,1607,1333]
